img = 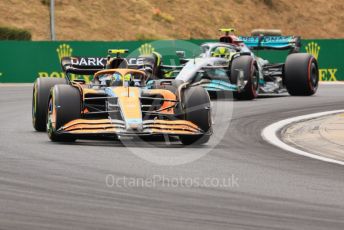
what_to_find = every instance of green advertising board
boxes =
[0,39,342,83]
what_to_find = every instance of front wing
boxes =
[56,119,204,136]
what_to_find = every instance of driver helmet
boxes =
[212,47,231,58]
[111,72,123,86]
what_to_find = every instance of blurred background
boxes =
[0,0,343,41]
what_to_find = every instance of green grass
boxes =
[0,27,32,40]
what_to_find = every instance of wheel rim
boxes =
[251,66,259,96]
[47,97,55,137]
[32,84,37,126]
[309,62,318,91]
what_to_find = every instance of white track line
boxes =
[319,81,344,85]
[262,110,344,166]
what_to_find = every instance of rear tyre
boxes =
[179,86,211,145]
[47,85,81,142]
[230,56,259,100]
[284,53,319,96]
[32,77,67,131]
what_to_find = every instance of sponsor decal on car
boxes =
[71,57,106,66]
[240,36,295,44]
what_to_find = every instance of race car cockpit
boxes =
[199,43,239,59]
[91,69,147,88]
[211,46,233,58]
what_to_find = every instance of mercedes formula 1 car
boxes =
[32,50,212,145]
[173,28,319,100]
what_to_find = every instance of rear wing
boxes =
[61,57,107,75]
[61,49,131,75]
[238,36,301,52]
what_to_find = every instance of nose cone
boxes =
[112,87,143,130]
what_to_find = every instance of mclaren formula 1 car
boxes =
[173,28,319,100]
[32,50,212,145]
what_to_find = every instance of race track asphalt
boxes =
[0,84,344,230]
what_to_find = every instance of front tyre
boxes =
[230,56,259,100]
[32,77,67,131]
[284,53,319,96]
[47,85,81,142]
[179,86,212,145]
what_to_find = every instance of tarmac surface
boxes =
[0,84,344,230]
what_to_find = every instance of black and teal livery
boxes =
[172,29,318,100]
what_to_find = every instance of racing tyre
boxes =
[47,85,81,142]
[284,53,319,96]
[32,77,67,131]
[230,56,259,100]
[179,86,212,145]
